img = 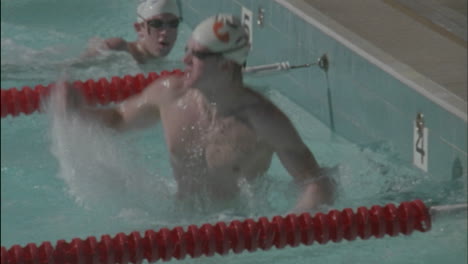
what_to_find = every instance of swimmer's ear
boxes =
[134,22,145,38]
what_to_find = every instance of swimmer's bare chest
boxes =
[159,92,273,190]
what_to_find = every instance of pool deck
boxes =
[301,0,467,103]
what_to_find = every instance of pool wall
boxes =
[179,0,467,185]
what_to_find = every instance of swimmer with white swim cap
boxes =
[83,0,181,64]
[67,14,336,213]
[190,14,250,65]
[183,14,251,87]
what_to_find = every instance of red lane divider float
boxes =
[1,200,431,264]
[0,70,184,118]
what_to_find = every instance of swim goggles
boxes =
[147,18,180,29]
[138,14,180,29]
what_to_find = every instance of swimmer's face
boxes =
[182,38,223,87]
[136,13,179,57]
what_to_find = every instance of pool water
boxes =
[1,0,467,263]
[1,0,185,89]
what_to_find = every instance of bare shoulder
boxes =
[242,88,300,143]
[243,88,289,123]
[104,37,128,51]
[142,74,187,104]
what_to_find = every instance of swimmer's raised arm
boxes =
[65,75,183,132]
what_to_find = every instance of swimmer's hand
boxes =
[292,168,337,214]
[53,77,125,130]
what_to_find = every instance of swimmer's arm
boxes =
[250,104,335,212]
[275,130,335,212]
[115,91,161,131]
[104,38,128,51]
[69,80,162,132]
[81,37,127,57]
[249,104,321,179]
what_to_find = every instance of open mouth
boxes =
[159,41,169,48]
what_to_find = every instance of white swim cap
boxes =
[192,14,250,65]
[137,0,180,22]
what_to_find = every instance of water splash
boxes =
[45,80,175,216]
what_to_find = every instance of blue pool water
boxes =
[1,0,467,263]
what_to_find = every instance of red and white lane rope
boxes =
[1,200,432,264]
[1,70,184,118]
